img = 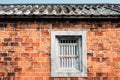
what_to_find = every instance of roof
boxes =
[0,4,120,18]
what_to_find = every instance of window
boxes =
[51,31,87,77]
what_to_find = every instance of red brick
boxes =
[32,42,40,46]
[18,73,25,76]
[9,32,17,37]
[15,38,23,42]
[11,42,19,46]
[106,62,114,66]
[92,57,100,62]
[25,68,34,72]
[21,53,29,57]
[95,31,103,36]
[23,77,35,80]
[35,77,42,80]
[63,23,74,28]
[15,57,23,61]
[25,72,36,76]
[4,38,12,42]
[0,72,4,76]
[25,38,33,42]
[25,57,33,61]
[30,53,39,57]
[7,72,15,76]
[10,62,18,65]
[0,32,7,38]
[41,30,49,37]
[25,47,33,51]
[4,57,12,61]
[113,57,120,61]
[35,68,45,72]
[0,53,7,57]
[20,31,29,37]
[42,23,52,29]
[32,62,40,67]
[14,68,22,72]
[14,47,24,52]
[31,23,38,28]
[22,43,29,46]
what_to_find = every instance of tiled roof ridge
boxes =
[0,4,119,18]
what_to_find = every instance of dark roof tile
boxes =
[0,4,119,17]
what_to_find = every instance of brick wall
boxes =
[0,19,120,80]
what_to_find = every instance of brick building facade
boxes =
[0,4,120,80]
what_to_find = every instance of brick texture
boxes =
[0,20,119,80]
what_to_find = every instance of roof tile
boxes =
[0,4,119,17]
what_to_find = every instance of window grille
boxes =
[58,37,81,70]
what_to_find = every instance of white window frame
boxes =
[51,31,87,77]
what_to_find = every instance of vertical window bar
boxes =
[65,58,67,68]
[71,58,73,68]
[63,57,65,68]
[60,58,62,68]
[62,57,63,68]
[62,45,65,56]
[66,58,67,68]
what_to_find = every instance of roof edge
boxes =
[0,3,119,5]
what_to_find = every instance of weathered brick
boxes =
[25,47,33,51]
[9,32,17,37]
[113,57,120,61]
[41,30,49,37]
[15,38,23,42]
[25,38,33,42]
[35,68,45,73]
[32,42,40,46]
[22,43,29,46]
[35,77,42,80]
[31,62,40,67]
[14,68,22,72]
[10,42,19,46]
[7,72,15,76]
[0,61,7,65]
[95,31,103,36]
[42,23,52,29]
[30,53,39,57]
[21,53,29,57]
[63,23,74,28]
[19,31,29,37]
[14,47,24,52]
[25,68,34,72]
[92,57,100,62]
[14,57,23,61]
[3,77,10,80]
[0,32,7,38]
[4,38,12,42]
[30,23,38,28]
[4,57,12,61]
[18,73,25,76]
[29,32,40,38]
[0,72,4,76]
[10,62,17,66]
[0,53,7,57]
[25,72,36,76]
